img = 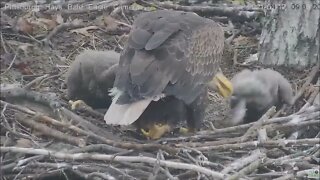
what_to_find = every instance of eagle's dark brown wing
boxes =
[114,10,224,105]
[104,10,226,125]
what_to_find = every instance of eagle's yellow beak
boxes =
[210,73,233,98]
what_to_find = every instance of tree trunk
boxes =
[259,0,319,68]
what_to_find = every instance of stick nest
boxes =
[1,0,319,179]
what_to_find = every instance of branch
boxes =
[222,149,264,174]
[273,63,319,117]
[139,1,262,21]
[241,106,276,142]
[196,138,320,151]
[41,21,84,47]
[69,144,129,154]
[226,157,263,180]
[0,85,62,109]
[14,113,86,147]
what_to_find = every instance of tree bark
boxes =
[259,0,319,67]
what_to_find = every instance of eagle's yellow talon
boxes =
[141,128,150,137]
[69,100,87,110]
[179,127,190,134]
[140,123,171,140]
[179,127,197,135]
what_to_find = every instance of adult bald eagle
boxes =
[228,69,294,126]
[66,50,186,140]
[104,10,233,139]
[66,50,119,109]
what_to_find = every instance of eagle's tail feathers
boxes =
[104,97,153,125]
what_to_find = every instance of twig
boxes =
[295,63,320,105]
[1,100,92,138]
[149,152,161,180]
[307,79,320,104]
[232,48,238,65]
[222,149,264,174]
[15,113,86,147]
[139,1,262,21]
[0,102,33,140]
[251,172,287,179]
[16,155,45,168]
[41,22,84,47]
[77,163,138,179]
[1,53,17,75]
[69,144,129,154]
[86,172,116,180]
[273,174,294,180]
[0,147,226,179]
[286,107,319,140]
[0,85,110,138]
[196,138,320,151]
[0,86,61,109]
[0,32,9,53]
[241,106,276,142]
[273,63,319,117]
[36,69,68,88]
[114,20,132,28]
[23,74,49,89]
[278,118,320,131]
[258,128,268,143]
[264,146,319,166]
[157,150,178,180]
[60,108,118,137]
[226,156,264,180]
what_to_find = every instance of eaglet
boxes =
[228,68,294,127]
[104,10,233,139]
[66,50,119,109]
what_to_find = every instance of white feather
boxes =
[108,87,122,101]
[104,93,166,125]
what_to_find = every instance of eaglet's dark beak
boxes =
[209,72,233,98]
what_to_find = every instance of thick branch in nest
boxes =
[226,158,263,180]
[241,106,276,142]
[195,138,320,151]
[222,149,264,174]
[139,1,262,22]
[0,85,62,109]
[14,113,86,147]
